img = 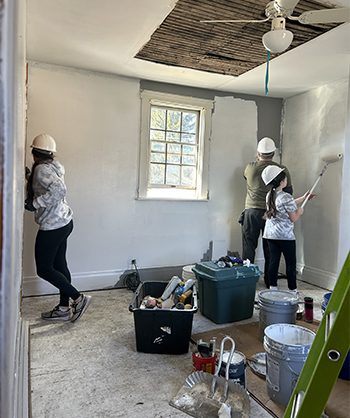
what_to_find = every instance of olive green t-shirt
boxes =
[244,160,292,210]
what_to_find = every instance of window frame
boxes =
[138,90,213,201]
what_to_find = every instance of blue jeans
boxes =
[35,220,80,306]
[266,239,296,290]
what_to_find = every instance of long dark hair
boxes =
[26,148,54,200]
[264,171,287,219]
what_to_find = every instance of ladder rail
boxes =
[284,252,350,418]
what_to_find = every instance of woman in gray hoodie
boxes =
[26,134,91,322]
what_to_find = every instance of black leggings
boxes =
[35,220,80,306]
[266,239,297,290]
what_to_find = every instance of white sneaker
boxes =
[291,290,303,303]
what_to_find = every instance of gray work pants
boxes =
[241,208,270,287]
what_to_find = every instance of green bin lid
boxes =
[193,261,261,279]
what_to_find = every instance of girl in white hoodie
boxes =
[26,134,91,322]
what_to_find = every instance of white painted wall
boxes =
[23,63,259,295]
[282,79,349,289]
[208,96,257,260]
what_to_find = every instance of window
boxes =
[138,91,213,200]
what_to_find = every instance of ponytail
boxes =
[264,188,277,219]
[263,171,286,219]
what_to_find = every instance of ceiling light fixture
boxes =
[262,17,293,53]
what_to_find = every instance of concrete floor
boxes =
[22,276,330,418]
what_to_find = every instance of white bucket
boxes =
[182,265,198,288]
[264,324,315,407]
[258,290,298,341]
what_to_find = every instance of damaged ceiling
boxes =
[135,0,339,77]
[26,0,350,98]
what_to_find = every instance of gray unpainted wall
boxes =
[22,62,283,296]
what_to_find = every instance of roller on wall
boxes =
[302,154,343,209]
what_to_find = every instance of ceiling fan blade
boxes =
[297,8,350,24]
[275,0,300,14]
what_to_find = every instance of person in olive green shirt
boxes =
[241,137,293,287]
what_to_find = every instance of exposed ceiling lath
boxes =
[135,0,338,77]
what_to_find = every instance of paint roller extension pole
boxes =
[301,154,342,209]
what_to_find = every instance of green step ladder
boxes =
[284,251,350,418]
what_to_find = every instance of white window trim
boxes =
[137,90,213,201]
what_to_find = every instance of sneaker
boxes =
[291,290,303,303]
[70,294,92,323]
[41,305,71,321]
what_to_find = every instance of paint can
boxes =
[321,292,350,381]
[192,353,216,374]
[258,290,298,341]
[264,324,315,407]
[218,350,246,388]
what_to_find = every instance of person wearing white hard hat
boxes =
[25,134,91,323]
[240,137,293,288]
[261,165,315,294]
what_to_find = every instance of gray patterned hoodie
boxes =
[32,160,73,231]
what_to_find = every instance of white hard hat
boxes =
[262,165,285,185]
[257,137,276,154]
[30,134,57,153]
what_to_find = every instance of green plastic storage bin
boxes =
[192,261,261,324]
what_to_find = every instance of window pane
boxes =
[150,130,165,141]
[151,142,165,152]
[151,108,166,130]
[181,166,196,187]
[151,153,165,163]
[166,165,180,185]
[167,111,181,132]
[182,113,197,134]
[167,143,181,153]
[181,133,196,144]
[167,154,181,164]
[166,131,181,142]
[182,145,196,155]
[150,164,165,184]
[182,155,196,165]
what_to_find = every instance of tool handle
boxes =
[301,177,320,209]
[215,336,235,379]
[301,163,329,209]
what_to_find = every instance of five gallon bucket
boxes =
[258,290,298,341]
[321,292,350,381]
[264,324,315,407]
[218,350,246,388]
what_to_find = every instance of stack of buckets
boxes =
[182,265,198,288]
[259,290,316,407]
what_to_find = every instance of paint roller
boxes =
[301,153,343,208]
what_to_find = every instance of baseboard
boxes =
[14,317,30,418]
[22,265,187,297]
[22,270,123,297]
[279,260,336,290]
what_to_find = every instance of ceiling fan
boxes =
[201,0,350,53]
